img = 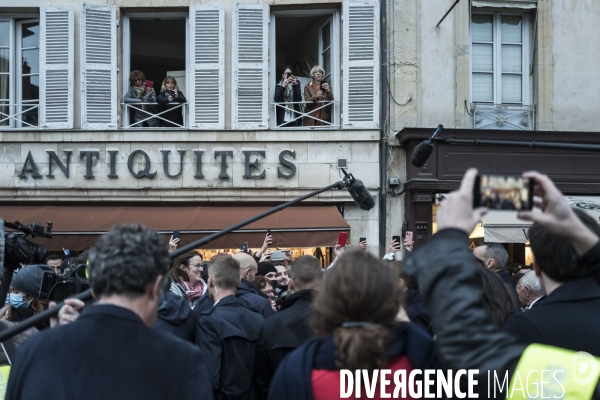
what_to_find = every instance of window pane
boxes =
[501,44,522,73]
[22,49,39,74]
[21,22,39,48]
[472,14,493,42]
[501,16,522,43]
[0,103,8,126]
[0,22,9,47]
[323,49,331,79]
[0,74,8,100]
[473,73,493,102]
[322,21,330,49]
[22,75,39,101]
[472,44,493,72]
[0,49,8,73]
[501,74,522,103]
[21,103,38,127]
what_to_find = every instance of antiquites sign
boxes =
[18,149,298,181]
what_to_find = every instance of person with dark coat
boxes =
[6,224,212,400]
[255,255,323,400]
[274,66,302,127]
[196,254,264,400]
[156,76,187,127]
[502,208,600,354]
[268,250,440,400]
[152,291,197,343]
[234,252,275,319]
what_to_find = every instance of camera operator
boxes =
[6,224,212,400]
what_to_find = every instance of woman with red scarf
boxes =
[169,251,207,308]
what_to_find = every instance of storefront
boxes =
[398,127,600,262]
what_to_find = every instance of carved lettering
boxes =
[194,151,205,179]
[278,150,297,178]
[80,151,100,179]
[46,151,71,178]
[108,150,119,178]
[161,150,185,178]
[127,150,157,179]
[18,151,42,179]
[243,151,266,179]
[214,151,233,179]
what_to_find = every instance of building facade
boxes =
[0,0,382,257]
[387,0,600,259]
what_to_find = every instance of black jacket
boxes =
[273,82,302,127]
[153,291,197,343]
[6,304,212,400]
[196,295,264,400]
[404,288,433,335]
[255,289,315,400]
[237,279,275,319]
[503,277,600,356]
[156,90,187,127]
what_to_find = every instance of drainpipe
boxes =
[379,0,389,258]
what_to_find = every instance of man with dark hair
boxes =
[44,254,63,274]
[7,224,212,400]
[255,255,323,400]
[502,208,600,354]
[473,242,510,281]
[197,253,264,400]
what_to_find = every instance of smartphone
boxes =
[285,72,291,79]
[271,250,285,261]
[337,232,348,247]
[392,235,401,244]
[172,230,180,240]
[405,231,414,246]
[267,229,271,236]
[359,237,366,243]
[473,174,534,210]
[145,80,154,89]
[240,242,248,253]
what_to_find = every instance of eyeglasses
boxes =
[189,263,203,269]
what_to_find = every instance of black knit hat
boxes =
[12,264,54,298]
[257,262,277,277]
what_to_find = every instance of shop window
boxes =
[122,13,187,128]
[0,19,40,128]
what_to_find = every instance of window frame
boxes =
[0,16,41,129]
[16,18,40,129]
[268,9,341,129]
[470,10,531,106]
[121,12,189,129]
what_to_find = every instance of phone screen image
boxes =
[473,174,533,210]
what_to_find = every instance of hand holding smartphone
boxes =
[404,231,414,246]
[337,232,348,247]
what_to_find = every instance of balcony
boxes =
[470,103,535,131]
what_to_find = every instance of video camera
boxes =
[40,264,90,302]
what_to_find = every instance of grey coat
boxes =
[124,86,159,127]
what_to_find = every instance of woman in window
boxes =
[124,70,159,128]
[303,65,333,127]
[274,66,302,127]
[168,251,207,308]
[156,76,187,127]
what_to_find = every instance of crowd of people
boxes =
[121,64,335,129]
[2,169,600,399]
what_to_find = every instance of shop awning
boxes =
[1,205,350,251]
[482,196,600,243]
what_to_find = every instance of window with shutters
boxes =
[0,18,40,128]
[470,11,533,129]
[269,10,340,129]
[122,12,188,128]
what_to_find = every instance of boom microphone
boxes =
[342,170,376,210]
[410,124,443,168]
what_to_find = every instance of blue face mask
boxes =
[9,293,32,309]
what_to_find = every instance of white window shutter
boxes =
[80,4,117,130]
[40,6,74,129]
[189,5,225,129]
[342,0,380,129]
[232,3,269,130]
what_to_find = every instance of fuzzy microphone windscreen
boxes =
[410,141,434,168]
[347,179,376,210]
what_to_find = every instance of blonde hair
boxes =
[310,65,326,78]
[160,76,180,93]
